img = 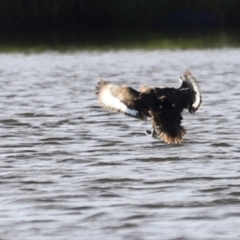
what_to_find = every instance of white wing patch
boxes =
[179,71,202,110]
[98,84,139,117]
[191,79,201,109]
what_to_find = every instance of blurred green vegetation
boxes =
[0,0,240,51]
[1,30,239,52]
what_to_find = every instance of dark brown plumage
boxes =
[96,70,202,144]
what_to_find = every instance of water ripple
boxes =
[0,49,240,240]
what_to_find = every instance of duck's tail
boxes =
[150,110,186,144]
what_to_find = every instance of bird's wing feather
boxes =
[96,80,147,120]
[179,70,202,113]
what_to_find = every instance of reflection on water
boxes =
[1,49,240,239]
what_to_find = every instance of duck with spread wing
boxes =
[96,70,202,144]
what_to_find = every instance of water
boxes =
[1,49,240,240]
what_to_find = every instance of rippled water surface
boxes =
[1,49,240,240]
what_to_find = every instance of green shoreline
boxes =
[0,30,240,52]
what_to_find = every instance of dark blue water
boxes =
[1,49,240,240]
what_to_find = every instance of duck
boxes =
[96,70,202,144]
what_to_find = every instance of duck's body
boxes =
[96,70,202,144]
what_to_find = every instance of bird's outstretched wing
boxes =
[179,70,202,113]
[96,80,147,120]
